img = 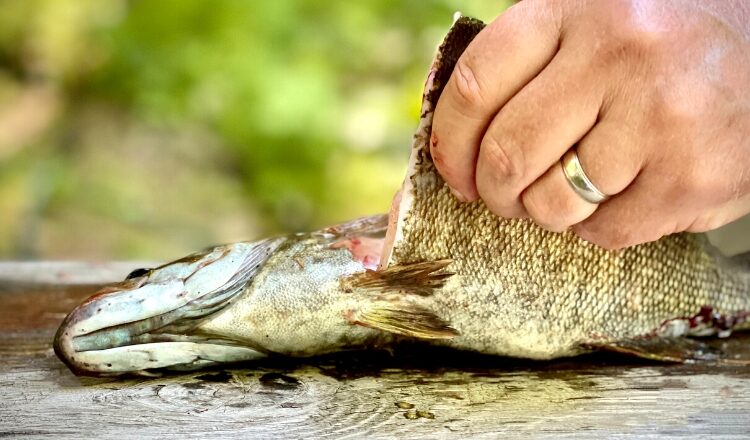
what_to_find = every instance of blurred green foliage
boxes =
[0,0,510,260]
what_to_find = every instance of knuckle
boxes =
[607,1,672,47]
[682,160,725,202]
[586,2,673,70]
[650,81,713,126]
[480,134,525,187]
[685,167,712,194]
[589,31,647,73]
[451,57,486,110]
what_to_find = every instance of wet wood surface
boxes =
[1,262,750,439]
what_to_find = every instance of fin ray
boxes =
[343,260,453,296]
[321,214,389,238]
[349,303,458,340]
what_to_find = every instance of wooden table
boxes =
[1,262,749,439]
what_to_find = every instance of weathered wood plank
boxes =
[0,261,158,285]
[1,263,750,439]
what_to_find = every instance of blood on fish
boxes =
[362,255,377,268]
[330,237,383,270]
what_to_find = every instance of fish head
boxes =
[54,237,288,376]
[54,215,388,377]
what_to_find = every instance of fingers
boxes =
[521,121,643,233]
[521,162,597,232]
[571,134,750,248]
[578,188,750,250]
[574,178,672,250]
[572,136,673,249]
[572,121,644,196]
[475,43,604,218]
[431,1,562,202]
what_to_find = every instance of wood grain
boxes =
[1,263,750,439]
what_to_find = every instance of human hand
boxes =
[431,0,750,249]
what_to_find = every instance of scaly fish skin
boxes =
[206,223,749,361]
[382,15,750,359]
[53,16,750,377]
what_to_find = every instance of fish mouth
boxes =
[54,237,286,377]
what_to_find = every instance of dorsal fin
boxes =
[321,214,389,239]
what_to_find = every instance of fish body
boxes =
[195,216,750,361]
[54,16,750,376]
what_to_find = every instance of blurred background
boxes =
[0,0,510,260]
[0,0,746,262]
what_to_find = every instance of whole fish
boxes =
[55,16,750,376]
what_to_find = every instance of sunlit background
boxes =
[1,0,747,261]
[0,0,512,260]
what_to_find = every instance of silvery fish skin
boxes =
[55,16,750,377]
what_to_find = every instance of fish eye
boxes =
[125,268,151,280]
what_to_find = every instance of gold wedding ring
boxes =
[561,149,610,204]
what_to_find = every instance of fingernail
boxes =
[449,187,468,203]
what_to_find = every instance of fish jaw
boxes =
[53,238,285,376]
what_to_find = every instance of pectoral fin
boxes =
[343,260,457,339]
[342,260,453,296]
[348,303,458,340]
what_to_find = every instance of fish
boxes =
[54,15,750,377]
